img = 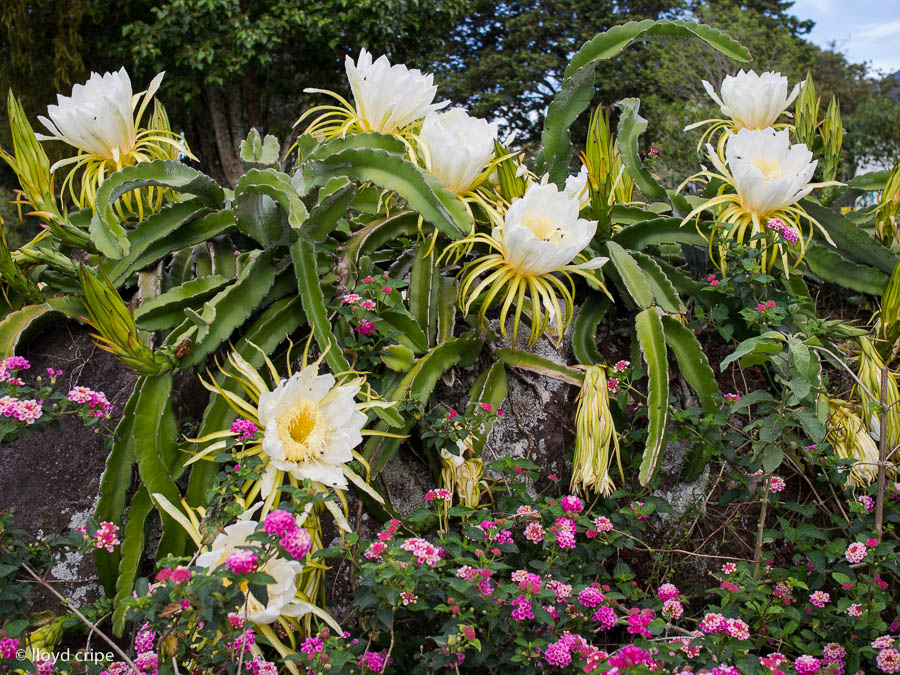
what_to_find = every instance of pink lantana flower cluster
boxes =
[263,509,311,560]
[66,386,113,417]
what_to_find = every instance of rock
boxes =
[0,321,137,611]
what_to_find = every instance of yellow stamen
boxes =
[276,397,328,463]
[752,158,783,181]
[523,216,563,245]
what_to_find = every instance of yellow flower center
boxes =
[523,216,563,245]
[276,397,329,463]
[752,157,783,182]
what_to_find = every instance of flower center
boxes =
[752,157,783,182]
[523,216,563,246]
[276,397,329,463]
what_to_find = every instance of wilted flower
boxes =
[571,366,620,496]
[197,520,310,625]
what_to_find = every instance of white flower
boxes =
[494,183,602,276]
[257,363,367,490]
[702,70,799,130]
[345,49,448,134]
[564,166,590,209]
[420,108,498,194]
[196,520,305,625]
[724,128,816,215]
[36,68,164,163]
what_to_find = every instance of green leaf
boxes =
[847,170,891,191]
[342,211,420,264]
[636,308,669,486]
[804,243,888,295]
[0,297,85,357]
[112,488,153,636]
[291,239,351,374]
[605,240,653,308]
[299,147,471,240]
[612,217,708,250]
[721,333,785,369]
[535,64,596,186]
[303,178,357,243]
[565,19,750,78]
[94,381,138,596]
[804,202,898,274]
[495,349,584,385]
[234,168,308,248]
[436,276,458,344]
[91,160,225,258]
[571,293,610,365]
[467,362,508,453]
[99,201,209,284]
[409,240,441,346]
[176,250,278,368]
[631,251,685,313]
[134,275,230,331]
[305,132,407,161]
[185,296,305,507]
[111,209,235,284]
[662,316,718,414]
[381,343,416,372]
[616,98,667,201]
[131,373,186,558]
[379,309,428,354]
[364,336,484,474]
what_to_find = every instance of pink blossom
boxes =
[663,598,684,619]
[225,549,258,574]
[280,527,311,560]
[230,418,258,440]
[560,495,583,513]
[877,648,900,673]
[657,583,679,601]
[726,618,750,640]
[356,319,377,336]
[809,590,830,608]
[768,476,786,492]
[543,640,572,667]
[263,509,296,536]
[341,293,362,304]
[873,636,895,650]
[93,521,120,552]
[721,562,737,574]
[845,541,868,563]
[359,299,376,311]
[0,637,18,659]
[592,605,617,630]
[699,612,727,633]
[794,655,822,674]
[381,286,392,294]
[607,377,619,393]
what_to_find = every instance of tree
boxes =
[118,0,468,186]
[431,0,683,148]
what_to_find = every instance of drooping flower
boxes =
[682,127,835,272]
[36,68,191,209]
[419,108,498,195]
[447,182,609,346]
[196,520,321,626]
[300,49,447,141]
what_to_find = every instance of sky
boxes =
[790,0,900,76]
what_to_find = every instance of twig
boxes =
[19,562,136,670]
[611,529,752,561]
[753,478,771,580]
